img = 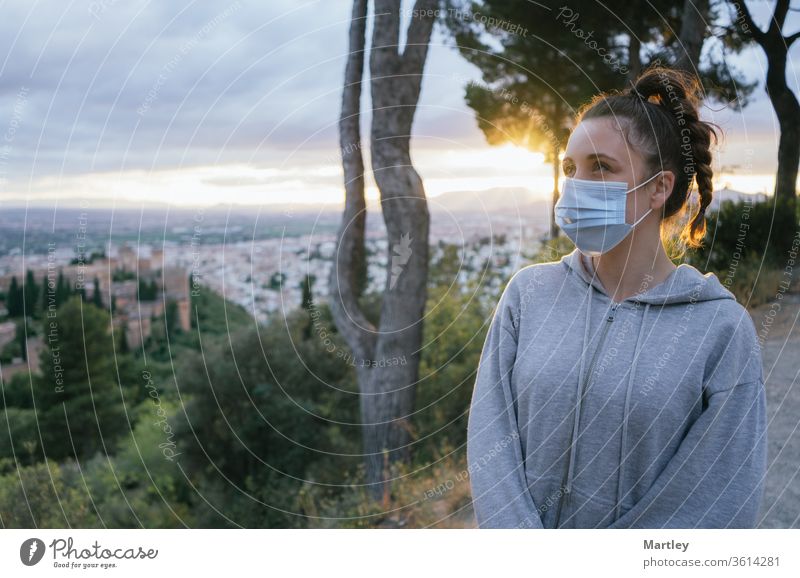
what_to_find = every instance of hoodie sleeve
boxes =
[607,309,767,529]
[467,272,545,529]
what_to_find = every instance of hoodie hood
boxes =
[560,247,735,305]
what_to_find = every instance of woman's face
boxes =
[561,117,674,222]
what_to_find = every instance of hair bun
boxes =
[632,65,703,109]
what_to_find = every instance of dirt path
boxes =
[750,292,800,528]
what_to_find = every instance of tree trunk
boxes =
[674,0,708,73]
[330,0,374,380]
[627,15,642,84]
[331,0,437,503]
[734,0,799,215]
[764,42,800,207]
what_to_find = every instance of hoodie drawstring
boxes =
[613,302,650,521]
[565,285,593,495]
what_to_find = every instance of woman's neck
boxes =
[588,245,677,303]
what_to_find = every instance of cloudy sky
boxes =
[0,0,797,208]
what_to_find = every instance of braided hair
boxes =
[575,65,721,254]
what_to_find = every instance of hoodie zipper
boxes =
[554,300,620,528]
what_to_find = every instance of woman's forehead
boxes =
[565,117,630,160]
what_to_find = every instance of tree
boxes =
[300,274,316,340]
[442,1,756,239]
[7,277,22,317]
[24,270,39,317]
[329,0,437,502]
[164,300,179,337]
[34,296,127,460]
[734,0,799,217]
[41,274,50,314]
[118,321,129,354]
[300,274,315,311]
[55,270,70,308]
[92,276,103,309]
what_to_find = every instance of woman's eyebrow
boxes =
[586,153,618,163]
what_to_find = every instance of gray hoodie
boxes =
[467,247,767,529]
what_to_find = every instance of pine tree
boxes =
[55,271,68,308]
[34,295,126,460]
[24,269,39,316]
[92,277,103,309]
[7,277,21,317]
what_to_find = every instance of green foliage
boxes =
[92,276,103,308]
[112,270,136,282]
[6,276,23,317]
[0,406,40,465]
[24,269,39,316]
[0,459,102,527]
[189,284,251,335]
[686,197,797,271]
[683,198,798,306]
[1,371,34,409]
[33,296,130,460]
[172,305,359,527]
[138,278,158,301]
[414,282,489,463]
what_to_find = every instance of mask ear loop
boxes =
[626,170,663,194]
[626,171,662,227]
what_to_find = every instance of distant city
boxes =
[0,200,552,374]
[0,185,767,376]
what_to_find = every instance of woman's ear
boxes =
[654,170,676,204]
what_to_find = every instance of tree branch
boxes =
[401,0,438,70]
[773,0,790,31]
[330,0,376,364]
[735,0,766,44]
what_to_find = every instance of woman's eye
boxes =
[594,162,610,171]
[563,165,575,176]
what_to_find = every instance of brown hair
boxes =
[575,64,722,256]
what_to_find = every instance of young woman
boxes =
[467,65,767,529]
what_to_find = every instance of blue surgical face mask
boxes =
[554,171,662,256]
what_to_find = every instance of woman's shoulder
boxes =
[701,298,764,391]
[506,258,566,293]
